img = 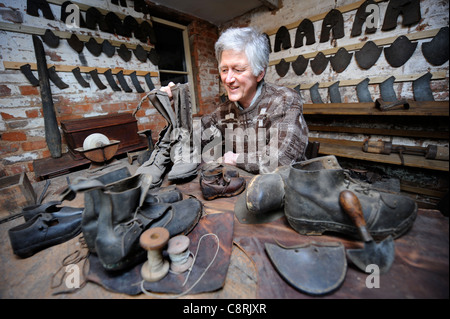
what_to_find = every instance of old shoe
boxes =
[22,201,83,222]
[8,212,82,258]
[284,156,418,240]
[200,164,246,200]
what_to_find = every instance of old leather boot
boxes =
[284,156,418,240]
[93,174,148,271]
[167,84,200,181]
[168,127,199,181]
[136,125,174,188]
[136,89,177,187]
[200,164,246,200]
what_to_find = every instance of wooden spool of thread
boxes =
[167,235,193,274]
[139,227,170,282]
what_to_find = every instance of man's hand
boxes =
[159,81,175,99]
[223,151,239,165]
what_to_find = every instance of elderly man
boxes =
[201,27,309,174]
[137,27,309,187]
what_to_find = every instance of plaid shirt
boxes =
[201,82,309,174]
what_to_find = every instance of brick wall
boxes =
[188,19,220,116]
[1,0,216,181]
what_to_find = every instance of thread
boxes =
[167,235,193,274]
[139,227,170,282]
[141,233,220,298]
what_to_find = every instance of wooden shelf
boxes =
[307,124,448,140]
[303,101,449,116]
[310,138,449,172]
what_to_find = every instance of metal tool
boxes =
[320,9,344,43]
[145,73,155,91]
[294,18,315,48]
[355,41,382,70]
[274,26,291,52]
[339,190,395,274]
[363,140,449,164]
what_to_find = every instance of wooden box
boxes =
[0,172,36,218]
[61,113,147,160]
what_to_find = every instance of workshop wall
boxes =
[221,0,449,207]
[224,0,449,144]
[0,0,220,181]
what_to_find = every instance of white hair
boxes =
[215,27,270,77]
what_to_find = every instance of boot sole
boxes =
[202,183,246,201]
[286,207,417,241]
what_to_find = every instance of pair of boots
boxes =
[235,156,418,240]
[62,169,203,271]
[136,83,199,188]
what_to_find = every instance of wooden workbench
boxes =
[0,158,448,301]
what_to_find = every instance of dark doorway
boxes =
[153,22,188,86]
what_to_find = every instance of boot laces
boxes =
[343,170,371,195]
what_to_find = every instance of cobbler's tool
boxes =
[339,190,395,274]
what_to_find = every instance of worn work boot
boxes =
[136,125,174,188]
[135,88,177,187]
[284,156,418,240]
[200,164,246,200]
[168,127,200,181]
[167,83,200,181]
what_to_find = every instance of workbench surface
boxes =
[0,158,448,300]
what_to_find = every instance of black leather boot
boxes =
[284,156,418,240]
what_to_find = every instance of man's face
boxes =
[219,50,264,108]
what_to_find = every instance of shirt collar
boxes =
[235,81,264,111]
